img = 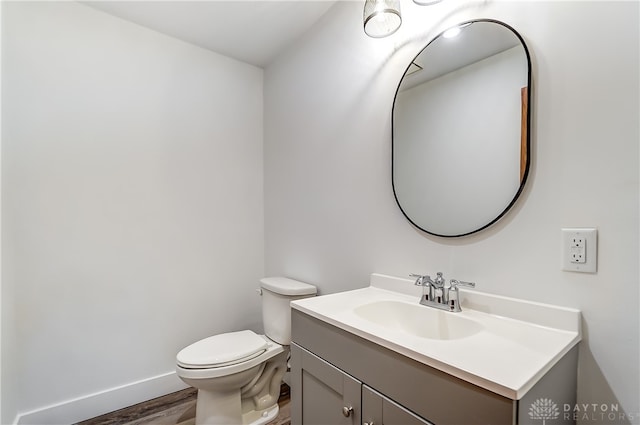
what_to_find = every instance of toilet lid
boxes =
[176,330,268,369]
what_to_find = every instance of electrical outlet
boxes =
[569,236,586,263]
[562,228,597,273]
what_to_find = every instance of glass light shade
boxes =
[442,26,461,38]
[363,0,402,38]
[413,0,443,5]
[442,23,471,38]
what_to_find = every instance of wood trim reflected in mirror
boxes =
[521,86,528,182]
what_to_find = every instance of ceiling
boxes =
[82,1,338,68]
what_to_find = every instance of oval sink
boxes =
[353,300,483,340]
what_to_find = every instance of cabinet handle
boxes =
[342,406,354,417]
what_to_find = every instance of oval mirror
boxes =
[392,19,531,237]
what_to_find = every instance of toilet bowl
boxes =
[176,277,316,425]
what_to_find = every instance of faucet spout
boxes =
[427,272,446,303]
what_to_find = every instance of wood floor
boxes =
[76,384,291,425]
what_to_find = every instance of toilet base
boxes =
[193,386,279,425]
[242,404,279,425]
[194,387,241,425]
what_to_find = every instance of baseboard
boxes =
[15,371,189,425]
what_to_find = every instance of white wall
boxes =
[2,2,264,423]
[265,0,639,423]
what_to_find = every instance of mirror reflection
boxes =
[392,20,531,237]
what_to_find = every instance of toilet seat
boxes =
[176,333,285,380]
[177,330,268,369]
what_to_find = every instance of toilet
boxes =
[176,277,317,425]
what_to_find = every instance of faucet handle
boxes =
[447,279,476,312]
[449,279,475,289]
[411,273,434,302]
[410,274,428,286]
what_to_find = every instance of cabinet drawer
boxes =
[363,385,434,425]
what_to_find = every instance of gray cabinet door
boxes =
[363,385,434,425]
[291,343,361,425]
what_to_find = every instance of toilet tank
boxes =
[260,277,317,345]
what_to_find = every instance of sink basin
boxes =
[353,300,483,340]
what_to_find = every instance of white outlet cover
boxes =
[562,228,597,273]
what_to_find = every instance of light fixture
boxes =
[413,0,443,5]
[442,26,461,38]
[363,0,402,38]
[442,23,471,39]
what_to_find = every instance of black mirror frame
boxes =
[391,19,532,238]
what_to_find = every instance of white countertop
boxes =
[290,273,581,400]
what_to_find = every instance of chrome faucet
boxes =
[411,272,476,312]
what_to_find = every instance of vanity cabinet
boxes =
[290,309,578,425]
[291,344,431,425]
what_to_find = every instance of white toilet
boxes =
[176,277,316,425]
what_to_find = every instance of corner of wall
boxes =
[0,0,4,421]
